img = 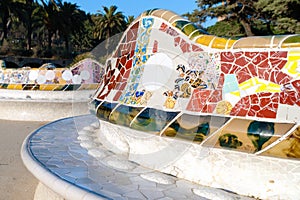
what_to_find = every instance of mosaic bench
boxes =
[0,58,104,121]
[22,8,300,199]
[88,9,300,199]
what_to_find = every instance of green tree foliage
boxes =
[0,2,137,59]
[255,0,300,34]
[126,15,135,26]
[189,0,300,36]
[16,0,40,51]
[71,15,96,55]
[93,6,127,56]
[207,19,245,38]
[0,0,19,43]
[39,0,59,52]
[192,0,258,36]
[56,0,87,56]
[93,5,126,42]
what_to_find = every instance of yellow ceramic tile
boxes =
[211,37,236,49]
[7,84,22,90]
[282,51,300,77]
[39,84,58,91]
[255,82,281,93]
[196,35,215,46]
[239,77,259,90]
[283,61,298,76]
[288,51,300,61]
[230,90,241,97]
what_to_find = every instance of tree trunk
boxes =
[1,12,10,42]
[26,21,32,50]
[240,18,254,36]
[65,36,69,54]
[266,21,273,35]
[48,30,52,50]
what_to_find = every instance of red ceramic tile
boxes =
[217,73,225,89]
[119,82,127,90]
[208,90,222,103]
[207,103,217,113]
[230,96,251,116]
[130,44,136,56]
[126,22,139,42]
[120,67,125,76]
[221,52,235,63]
[248,63,258,77]
[125,59,133,70]
[174,37,181,47]
[186,90,211,112]
[292,80,300,93]
[117,73,124,82]
[228,65,239,74]
[250,94,259,105]
[295,94,300,107]
[235,56,248,67]
[180,39,190,53]
[271,71,291,85]
[236,67,252,83]
[120,56,127,66]
[192,44,203,52]
[251,52,268,65]
[113,91,123,101]
[220,63,232,74]
[200,104,208,113]
[159,22,168,32]
[279,91,296,105]
[124,70,131,78]
[153,40,158,53]
[257,107,277,118]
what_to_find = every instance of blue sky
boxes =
[65,0,216,27]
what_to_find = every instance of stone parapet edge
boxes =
[20,118,107,200]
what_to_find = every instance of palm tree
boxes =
[39,0,59,51]
[56,0,86,55]
[16,0,40,51]
[93,5,126,49]
[0,0,16,44]
[71,14,95,53]
[126,15,135,26]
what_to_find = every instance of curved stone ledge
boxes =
[0,89,94,121]
[21,115,253,200]
[0,89,93,101]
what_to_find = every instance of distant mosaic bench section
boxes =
[0,58,104,91]
[0,58,104,121]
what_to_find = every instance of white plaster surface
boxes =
[95,120,300,200]
[0,89,94,121]
[34,182,64,200]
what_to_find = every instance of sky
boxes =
[65,0,216,27]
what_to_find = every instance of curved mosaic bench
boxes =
[0,58,104,121]
[22,9,300,199]
[89,9,300,199]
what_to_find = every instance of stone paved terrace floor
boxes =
[0,119,46,200]
[22,114,256,200]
